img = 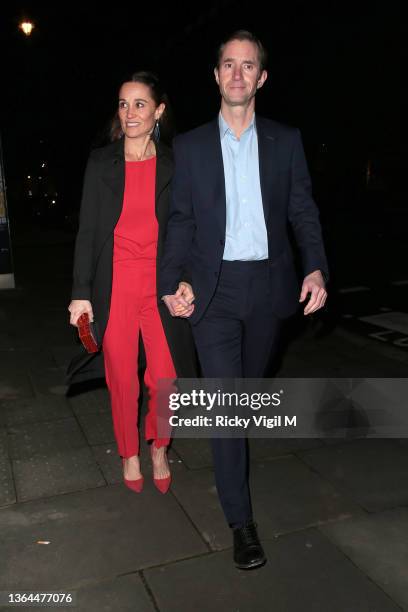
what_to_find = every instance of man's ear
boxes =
[214,67,220,85]
[257,69,268,89]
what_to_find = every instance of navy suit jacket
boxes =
[159,115,329,324]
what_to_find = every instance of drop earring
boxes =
[152,119,160,142]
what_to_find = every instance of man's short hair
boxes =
[216,30,268,71]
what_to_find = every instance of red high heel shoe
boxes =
[150,445,171,494]
[122,458,144,493]
[153,474,171,494]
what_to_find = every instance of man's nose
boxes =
[232,66,242,80]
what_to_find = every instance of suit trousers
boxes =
[103,258,176,458]
[192,260,282,527]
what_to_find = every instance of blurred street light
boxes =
[19,21,35,36]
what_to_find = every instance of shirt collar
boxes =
[218,111,256,140]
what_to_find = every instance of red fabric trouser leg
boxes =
[103,261,176,458]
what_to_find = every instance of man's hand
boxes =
[177,282,195,304]
[163,282,195,318]
[299,270,327,315]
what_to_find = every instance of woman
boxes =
[67,71,197,494]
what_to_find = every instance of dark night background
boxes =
[0,1,404,306]
[1,5,407,600]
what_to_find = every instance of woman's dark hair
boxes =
[110,71,174,143]
[216,30,267,72]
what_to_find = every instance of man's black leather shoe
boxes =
[233,521,266,569]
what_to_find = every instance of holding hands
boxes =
[163,282,195,318]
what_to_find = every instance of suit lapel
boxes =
[207,116,278,232]
[256,116,279,223]
[101,138,126,228]
[207,118,227,233]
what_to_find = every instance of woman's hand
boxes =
[68,300,94,326]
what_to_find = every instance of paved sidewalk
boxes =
[0,227,407,611]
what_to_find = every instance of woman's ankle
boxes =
[151,440,168,452]
[123,455,141,477]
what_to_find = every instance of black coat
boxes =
[66,138,198,385]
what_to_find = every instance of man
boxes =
[160,30,328,569]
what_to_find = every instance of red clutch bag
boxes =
[77,312,99,353]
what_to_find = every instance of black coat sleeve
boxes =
[158,136,196,297]
[287,129,329,281]
[71,153,99,300]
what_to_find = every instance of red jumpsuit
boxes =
[103,157,176,458]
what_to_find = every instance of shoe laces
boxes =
[236,521,260,546]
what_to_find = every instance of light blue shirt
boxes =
[219,112,268,261]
